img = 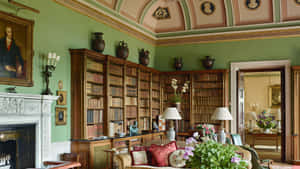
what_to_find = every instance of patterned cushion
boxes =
[131,150,148,165]
[149,141,177,167]
[169,150,186,168]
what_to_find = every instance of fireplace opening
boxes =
[0,124,35,169]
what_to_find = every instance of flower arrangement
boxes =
[256,111,276,130]
[170,78,189,103]
[184,138,248,169]
[196,124,215,137]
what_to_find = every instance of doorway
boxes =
[237,70,284,161]
[230,60,292,162]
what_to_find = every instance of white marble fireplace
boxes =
[0,92,58,168]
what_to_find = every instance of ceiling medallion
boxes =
[200,1,215,15]
[153,7,170,20]
[295,0,300,5]
[245,0,261,10]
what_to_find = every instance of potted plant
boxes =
[196,124,215,141]
[170,78,189,108]
[256,111,276,133]
[184,139,248,169]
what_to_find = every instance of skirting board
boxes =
[50,141,71,161]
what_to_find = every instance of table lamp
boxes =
[211,107,233,144]
[163,107,182,141]
[245,111,257,132]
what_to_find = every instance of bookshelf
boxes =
[151,72,161,125]
[125,63,139,133]
[138,69,151,131]
[161,70,228,130]
[70,49,107,140]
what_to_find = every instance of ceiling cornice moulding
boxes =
[54,0,300,46]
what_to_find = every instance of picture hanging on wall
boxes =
[0,11,34,86]
[269,84,281,108]
[56,107,67,125]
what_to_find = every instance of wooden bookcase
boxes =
[161,69,228,130]
[70,49,163,139]
[70,49,107,139]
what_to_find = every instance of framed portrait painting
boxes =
[269,84,281,108]
[56,107,67,125]
[0,11,34,86]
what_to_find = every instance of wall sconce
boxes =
[42,52,60,95]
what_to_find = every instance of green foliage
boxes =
[256,111,276,129]
[186,141,248,169]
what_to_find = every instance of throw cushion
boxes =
[134,145,155,165]
[131,150,148,165]
[169,150,186,168]
[149,141,177,167]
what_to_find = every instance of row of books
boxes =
[152,75,159,82]
[140,99,149,107]
[110,98,123,107]
[110,76,123,86]
[194,82,223,89]
[139,108,149,117]
[126,67,137,76]
[140,81,149,88]
[125,97,137,106]
[140,72,150,81]
[140,118,150,130]
[86,83,103,95]
[126,107,137,118]
[86,72,103,83]
[127,87,137,96]
[109,64,123,75]
[87,110,103,124]
[111,108,123,121]
[194,73,223,82]
[87,124,103,138]
[126,77,137,86]
[152,83,159,90]
[111,87,123,97]
[152,101,159,109]
[140,91,149,98]
[87,59,103,72]
[88,97,104,108]
[152,91,159,98]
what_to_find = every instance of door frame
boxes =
[230,60,291,162]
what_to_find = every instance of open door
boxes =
[236,71,245,141]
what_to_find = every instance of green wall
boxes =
[155,37,300,71]
[0,0,155,142]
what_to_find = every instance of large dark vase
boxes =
[201,56,215,69]
[174,57,183,70]
[91,32,105,53]
[116,41,129,60]
[139,49,150,66]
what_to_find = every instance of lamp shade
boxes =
[245,111,257,121]
[162,107,182,120]
[211,107,233,121]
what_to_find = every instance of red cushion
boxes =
[149,141,177,167]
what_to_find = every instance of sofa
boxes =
[115,143,252,169]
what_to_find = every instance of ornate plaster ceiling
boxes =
[55,0,300,45]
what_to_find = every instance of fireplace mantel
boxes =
[0,92,58,168]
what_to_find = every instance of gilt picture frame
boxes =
[57,91,67,105]
[0,11,34,86]
[56,107,67,125]
[269,84,281,108]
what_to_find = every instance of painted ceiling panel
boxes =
[282,0,300,21]
[232,0,274,26]
[120,0,150,22]
[142,1,185,33]
[188,0,227,29]
[55,0,300,40]
[95,0,117,10]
